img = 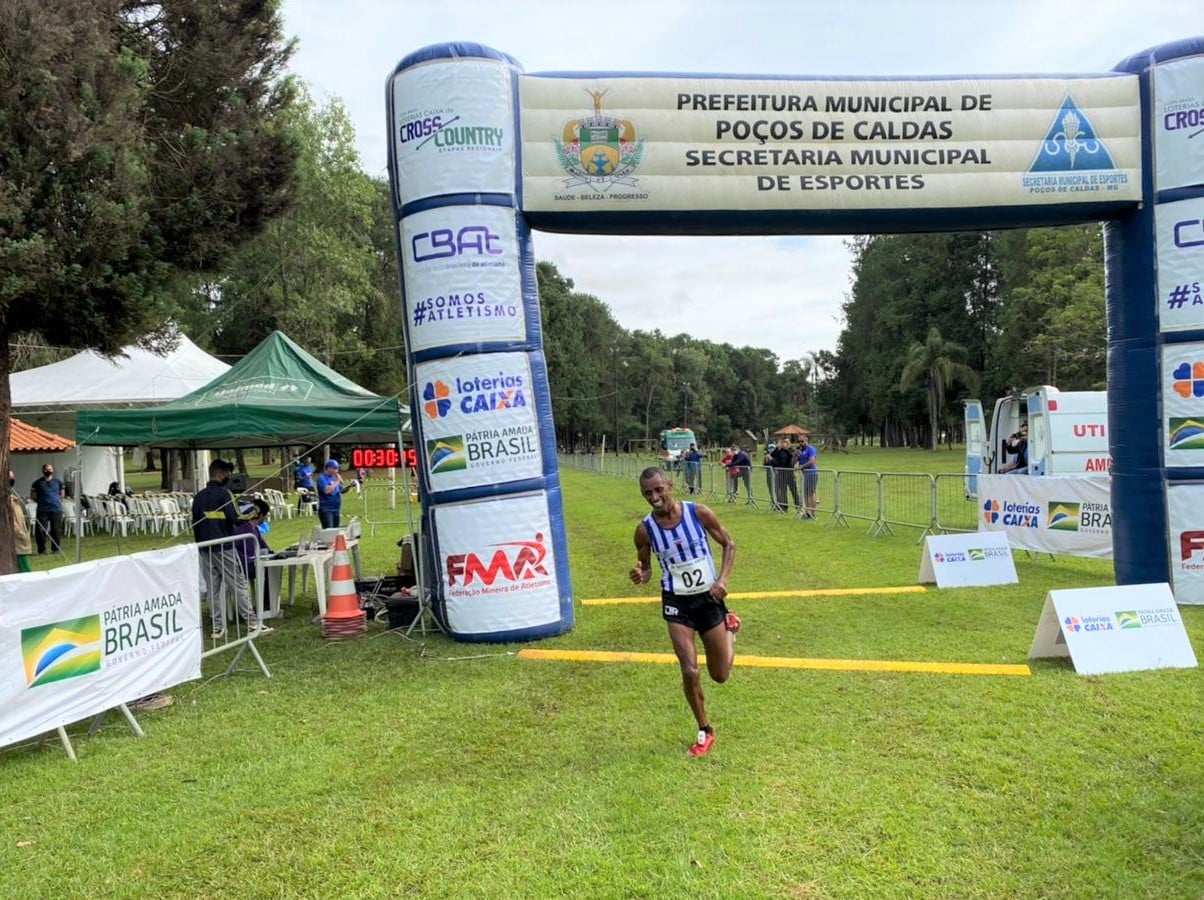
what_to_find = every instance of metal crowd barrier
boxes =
[557,453,976,542]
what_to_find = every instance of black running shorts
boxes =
[661,589,728,632]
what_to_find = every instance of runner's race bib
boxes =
[668,557,716,595]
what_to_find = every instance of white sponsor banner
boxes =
[391,59,515,204]
[519,75,1140,212]
[978,474,1112,558]
[1156,198,1204,332]
[1029,583,1197,675]
[1161,341,1204,467]
[1166,482,1204,605]
[0,546,202,748]
[434,492,560,634]
[400,205,525,351]
[1153,55,1204,192]
[918,531,1017,587]
[413,351,541,490]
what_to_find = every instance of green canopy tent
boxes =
[77,331,408,449]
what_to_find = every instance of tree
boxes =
[0,0,299,572]
[899,326,980,451]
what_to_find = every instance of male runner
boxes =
[629,467,739,757]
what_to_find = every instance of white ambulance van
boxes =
[964,386,1109,496]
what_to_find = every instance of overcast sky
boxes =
[280,0,1199,362]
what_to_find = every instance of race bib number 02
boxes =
[668,557,716,595]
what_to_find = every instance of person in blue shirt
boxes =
[29,463,65,554]
[682,443,704,495]
[316,459,355,528]
[294,455,316,511]
[796,435,819,519]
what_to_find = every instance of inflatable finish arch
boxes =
[388,39,1204,641]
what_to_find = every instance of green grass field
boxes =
[2,460,1201,898]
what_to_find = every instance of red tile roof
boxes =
[9,417,76,452]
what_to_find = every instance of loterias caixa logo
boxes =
[554,89,646,197]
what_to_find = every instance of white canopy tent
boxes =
[10,334,230,495]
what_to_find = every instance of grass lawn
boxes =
[1,460,1201,898]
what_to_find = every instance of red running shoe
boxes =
[725,612,741,634]
[687,729,715,757]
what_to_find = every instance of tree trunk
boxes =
[0,334,18,574]
[160,449,175,491]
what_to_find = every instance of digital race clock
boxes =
[349,447,417,469]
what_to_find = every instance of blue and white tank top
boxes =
[642,502,717,595]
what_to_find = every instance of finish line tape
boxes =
[583,585,929,606]
[517,648,1031,677]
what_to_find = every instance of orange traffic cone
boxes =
[321,532,367,639]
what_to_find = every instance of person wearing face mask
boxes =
[29,463,65,555]
[9,471,33,572]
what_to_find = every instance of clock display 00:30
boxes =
[349,447,416,469]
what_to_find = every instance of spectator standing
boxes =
[295,455,316,511]
[762,443,777,508]
[9,471,33,572]
[234,498,274,616]
[797,435,819,519]
[682,443,704,495]
[727,446,753,504]
[719,446,735,501]
[192,459,269,640]
[317,459,354,528]
[770,438,801,513]
[29,463,65,555]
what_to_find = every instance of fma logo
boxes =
[1180,530,1204,562]
[423,381,452,419]
[1048,502,1081,531]
[1030,97,1117,171]
[1171,361,1204,399]
[982,499,1000,525]
[426,436,466,474]
[21,616,102,688]
[446,534,550,587]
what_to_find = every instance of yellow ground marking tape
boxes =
[517,648,1031,677]
[583,585,928,606]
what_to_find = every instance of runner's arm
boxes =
[630,523,653,585]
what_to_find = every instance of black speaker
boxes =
[228,472,248,492]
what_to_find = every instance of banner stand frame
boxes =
[34,702,145,763]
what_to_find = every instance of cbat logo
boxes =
[1048,502,1081,532]
[1171,361,1204,399]
[1173,218,1204,249]
[21,616,103,688]
[423,380,452,419]
[426,436,466,474]
[410,225,504,263]
[1168,418,1204,450]
[1029,97,1117,172]
[982,499,1000,525]
[555,89,646,194]
[446,533,550,587]
[1115,611,1142,630]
